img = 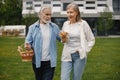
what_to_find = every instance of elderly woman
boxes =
[60,3,95,80]
[25,6,61,80]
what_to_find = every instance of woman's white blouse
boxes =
[61,20,95,61]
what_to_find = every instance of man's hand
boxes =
[25,43,31,50]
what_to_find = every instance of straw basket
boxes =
[17,45,34,62]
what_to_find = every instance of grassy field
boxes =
[0,37,120,80]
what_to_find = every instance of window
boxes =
[34,0,41,1]
[53,0,61,1]
[113,0,120,13]
[86,7,95,9]
[26,7,33,10]
[97,4,107,7]
[35,4,41,7]
[98,0,107,1]
[86,1,95,4]
[43,1,51,4]
[78,4,83,7]
[74,0,83,1]
[53,4,61,7]
[26,1,32,4]
[63,3,69,11]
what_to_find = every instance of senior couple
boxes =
[25,3,95,80]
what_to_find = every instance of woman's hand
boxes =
[59,31,68,43]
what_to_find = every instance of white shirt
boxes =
[61,20,95,61]
[40,23,50,61]
[62,22,82,58]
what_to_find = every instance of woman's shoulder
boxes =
[79,19,87,24]
[63,20,70,25]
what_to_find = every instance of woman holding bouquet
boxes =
[60,3,95,80]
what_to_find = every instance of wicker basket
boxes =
[17,45,34,62]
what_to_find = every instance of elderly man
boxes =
[25,6,61,80]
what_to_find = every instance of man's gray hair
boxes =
[39,6,51,13]
[38,6,51,18]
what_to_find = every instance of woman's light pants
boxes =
[61,52,86,80]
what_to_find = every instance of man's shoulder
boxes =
[50,22,59,28]
[29,20,39,28]
[50,22,57,26]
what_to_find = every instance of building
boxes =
[22,0,120,35]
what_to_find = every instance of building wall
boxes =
[22,0,114,18]
[22,0,120,35]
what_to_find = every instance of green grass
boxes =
[0,37,120,80]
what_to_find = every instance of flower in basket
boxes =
[17,43,34,62]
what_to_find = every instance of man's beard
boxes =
[41,18,51,24]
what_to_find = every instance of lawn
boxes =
[0,37,120,80]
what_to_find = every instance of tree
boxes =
[96,6,114,36]
[0,0,22,26]
[21,4,38,35]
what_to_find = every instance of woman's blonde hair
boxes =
[66,3,81,22]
